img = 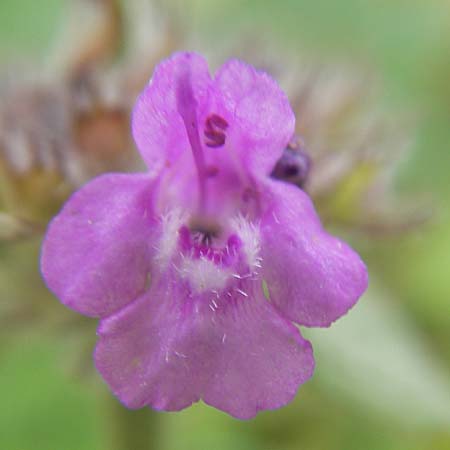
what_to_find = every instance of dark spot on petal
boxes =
[208,114,229,130]
[205,165,219,177]
[204,114,228,148]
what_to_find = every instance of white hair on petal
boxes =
[230,215,262,273]
[155,208,187,267]
[180,256,230,293]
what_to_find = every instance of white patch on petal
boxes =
[180,257,230,293]
[155,209,187,267]
[230,215,262,273]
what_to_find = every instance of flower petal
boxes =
[41,173,157,318]
[213,59,295,175]
[131,52,211,174]
[95,272,314,419]
[201,281,314,419]
[95,275,204,412]
[260,179,368,327]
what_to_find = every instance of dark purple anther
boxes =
[271,138,311,188]
[208,114,228,130]
[204,114,229,148]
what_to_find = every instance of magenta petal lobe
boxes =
[132,52,211,174]
[260,179,368,327]
[95,278,204,411]
[214,59,295,175]
[201,281,315,419]
[95,272,314,419]
[41,173,157,318]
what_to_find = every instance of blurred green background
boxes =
[1,1,449,449]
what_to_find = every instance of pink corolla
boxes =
[41,52,368,419]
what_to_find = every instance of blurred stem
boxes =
[0,161,18,213]
[104,395,161,450]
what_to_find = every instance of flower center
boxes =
[178,223,240,266]
[155,210,262,295]
[176,223,241,293]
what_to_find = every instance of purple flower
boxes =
[41,52,368,419]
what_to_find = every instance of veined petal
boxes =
[132,52,211,175]
[213,59,295,175]
[201,281,314,419]
[41,173,157,318]
[95,271,314,419]
[260,179,368,327]
[95,273,204,411]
